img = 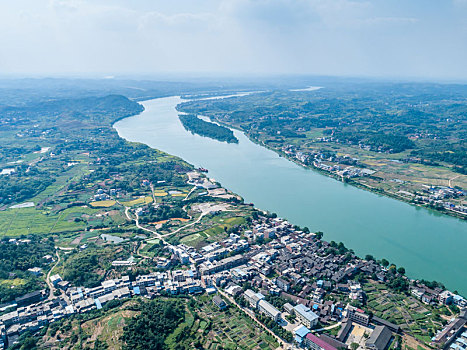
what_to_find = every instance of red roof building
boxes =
[304,333,338,350]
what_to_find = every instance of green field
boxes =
[0,206,87,236]
[167,295,279,350]
[180,216,246,247]
[364,280,444,342]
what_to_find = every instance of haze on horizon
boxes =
[1,0,467,81]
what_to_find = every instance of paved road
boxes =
[183,186,197,201]
[218,290,299,350]
[314,321,342,332]
[45,250,61,299]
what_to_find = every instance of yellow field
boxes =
[172,217,190,222]
[90,200,116,208]
[171,193,186,197]
[150,217,189,225]
[121,196,153,206]
[363,160,387,166]
[150,220,168,225]
[153,191,168,197]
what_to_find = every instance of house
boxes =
[276,277,290,292]
[371,316,400,333]
[304,333,338,350]
[225,284,242,296]
[284,303,294,314]
[346,304,370,326]
[439,290,454,305]
[337,321,352,343]
[43,255,54,263]
[15,290,45,307]
[365,325,392,350]
[244,289,265,309]
[50,274,62,287]
[422,294,434,304]
[206,287,217,295]
[27,267,42,277]
[318,334,348,350]
[57,281,70,291]
[212,295,227,310]
[258,300,281,322]
[293,303,319,328]
[101,280,117,293]
[411,288,424,299]
[293,325,310,345]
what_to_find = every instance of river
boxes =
[114,96,467,295]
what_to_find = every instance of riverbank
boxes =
[205,115,466,221]
[114,96,467,295]
[268,143,466,221]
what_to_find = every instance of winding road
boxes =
[45,250,61,299]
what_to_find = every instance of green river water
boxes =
[114,96,467,295]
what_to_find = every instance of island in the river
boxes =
[178,83,467,220]
[179,113,239,143]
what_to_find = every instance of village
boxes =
[280,144,467,216]
[1,209,466,350]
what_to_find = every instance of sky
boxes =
[0,0,466,80]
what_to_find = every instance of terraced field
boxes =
[171,295,279,350]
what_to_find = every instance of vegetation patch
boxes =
[90,200,117,207]
[121,196,153,207]
[179,114,238,143]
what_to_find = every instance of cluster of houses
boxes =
[239,284,396,350]
[281,143,466,217]
[285,302,401,350]
[90,187,125,202]
[411,285,466,308]
[281,144,375,179]
[0,269,205,348]
[1,209,465,349]
[410,185,467,214]
[0,290,72,349]
[424,186,465,201]
[92,188,112,201]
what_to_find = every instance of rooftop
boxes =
[293,324,311,338]
[366,325,392,350]
[305,333,338,350]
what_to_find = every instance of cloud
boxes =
[361,16,419,25]
[0,0,465,79]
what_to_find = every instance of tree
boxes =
[365,254,374,261]
[350,342,359,350]
[397,267,406,275]
[315,231,324,240]
[121,299,184,350]
[381,258,389,267]
[94,339,108,350]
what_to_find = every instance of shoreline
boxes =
[204,116,466,222]
[114,96,467,294]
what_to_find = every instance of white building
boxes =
[293,303,319,328]
[258,299,281,322]
[244,289,265,309]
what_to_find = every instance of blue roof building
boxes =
[293,325,311,344]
